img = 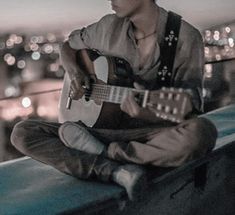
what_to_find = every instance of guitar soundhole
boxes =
[114,57,132,78]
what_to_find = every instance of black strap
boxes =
[156,11,182,88]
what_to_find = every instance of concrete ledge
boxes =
[1,104,235,215]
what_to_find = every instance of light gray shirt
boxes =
[68,7,204,112]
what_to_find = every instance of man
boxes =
[11,0,217,201]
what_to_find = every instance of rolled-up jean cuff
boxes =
[88,154,100,178]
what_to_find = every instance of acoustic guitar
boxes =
[58,51,192,127]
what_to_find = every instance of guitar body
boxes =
[58,52,133,128]
[59,50,192,126]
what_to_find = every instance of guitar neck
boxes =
[88,84,148,107]
[84,84,192,123]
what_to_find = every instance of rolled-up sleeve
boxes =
[174,24,205,113]
[68,14,115,51]
[68,28,90,50]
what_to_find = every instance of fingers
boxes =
[90,74,97,84]
[70,82,84,100]
[84,76,91,90]
[69,72,97,100]
[70,74,86,100]
[120,93,141,117]
[133,82,145,90]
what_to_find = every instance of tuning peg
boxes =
[160,92,165,99]
[175,94,181,101]
[178,88,183,92]
[173,107,178,115]
[164,105,170,113]
[168,93,173,100]
[157,104,162,111]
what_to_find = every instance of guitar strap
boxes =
[156,11,182,88]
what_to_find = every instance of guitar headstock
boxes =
[146,87,193,123]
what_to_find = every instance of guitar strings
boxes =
[88,85,176,99]
[86,92,130,103]
[87,92,125,103]
[84,84,138,103]
[84,84,184,104]
[87,84,183,97]
[83,87,185,122]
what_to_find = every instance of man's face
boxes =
[109,0,143,18]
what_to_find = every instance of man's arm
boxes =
[60,14,115,100]
[173,25,205,113]
[60,42,92,99]
[120,83,161,123]
[121,26,204,121]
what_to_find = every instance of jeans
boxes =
[10,117,217,180]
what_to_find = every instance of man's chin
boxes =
[114,13,126,18]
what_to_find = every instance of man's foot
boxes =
[112,164,147,201]
[59,121,105,155]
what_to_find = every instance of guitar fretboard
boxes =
[82,84,191,123]
[86,84,146,105]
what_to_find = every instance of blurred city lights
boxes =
[37,105,47,117]
[24,44,31,52]
[204,23,235,62]
[4,53,11,61]
[204,64,213,78]
[1,104,33,121]
[15,36,23,44]
[49,63,59,72]
[215,54,222,61]
[4,86,17,97]
[204,47,210,55]
[42,44,53,54]
[4,53,16,65]
[30,43,39,51]
[213,31,220,41]
[0,42,5,49]
[17,60,26,69]
[225,26,231,33]
[228,38,234,47]
[205,30,211,37]
[21,97,32,108]
[0,31,66,123]
[30,36,40,43]
[31,51,41,60]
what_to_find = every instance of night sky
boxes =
[0,0,235,32]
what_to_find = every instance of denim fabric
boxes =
[10,117,217,180]
[10,120,118,181]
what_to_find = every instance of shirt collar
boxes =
[125,7,166,45]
